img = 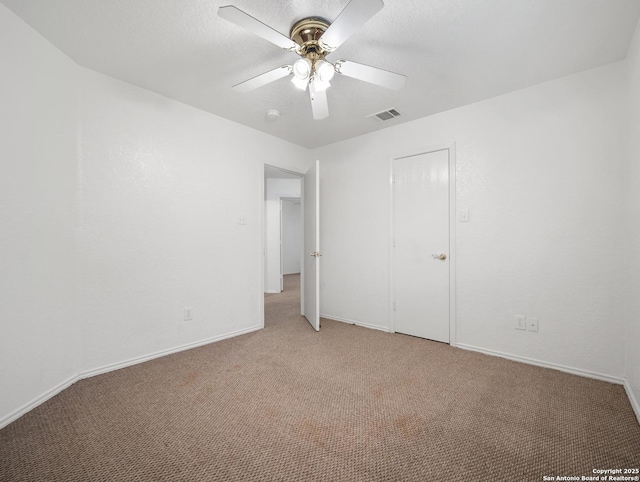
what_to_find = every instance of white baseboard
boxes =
[456,343,625,385]
[264,290,281,294]
[0,374,79,430]
[320,313,390,333]
[283,272,300,276]
[0,325,262,430]
[624,380,640,425]
[80,325,262,379]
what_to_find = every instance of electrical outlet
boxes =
[515,315,526,330]
[184,307,193,321]
[527,317,538,332]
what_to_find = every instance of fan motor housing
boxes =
[290,17,330,57]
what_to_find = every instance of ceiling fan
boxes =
[218,0,407,120]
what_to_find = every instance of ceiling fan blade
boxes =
[335,60,406,90]
[232,66,292,93]
[318,0,384,52]
[309,82,329,120]
[218,6,298,51]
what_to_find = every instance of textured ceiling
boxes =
[3,0,640,148]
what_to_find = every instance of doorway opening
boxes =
[280,197,302,284]
[264,165,303,327]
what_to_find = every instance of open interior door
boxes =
[303,160,320,331]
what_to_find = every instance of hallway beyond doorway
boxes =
[264,274,304,328]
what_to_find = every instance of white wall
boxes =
[282,199,301,275]
[0,5,81,424]
[314,61,628,379]
[77,70,310,373]
[264,178,301,292]
[0,4,311,425]
[624,19,640,417]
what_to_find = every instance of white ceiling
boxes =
[3,0,640,149]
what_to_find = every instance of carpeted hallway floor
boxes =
[1,274,639,481]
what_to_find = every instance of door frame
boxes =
[388,143,457,346]
[261,164,305,328]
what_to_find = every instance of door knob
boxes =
[432,253,447,260]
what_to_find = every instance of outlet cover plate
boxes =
[515,315,526,330]
[527,317,538,332]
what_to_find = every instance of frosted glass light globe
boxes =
[293,58,312,79]
[316,60,335,82]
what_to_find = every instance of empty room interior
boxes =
[1,0,640,480]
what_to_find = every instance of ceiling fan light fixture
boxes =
[291,75,309,91]
[316,60,335,83]
[309,77,319,97]
[292,58,312,80]
[310,75,330,92]
[218,0,405,121]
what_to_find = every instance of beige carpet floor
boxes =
[1,273,639,481]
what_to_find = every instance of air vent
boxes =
[367,108,402,122]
